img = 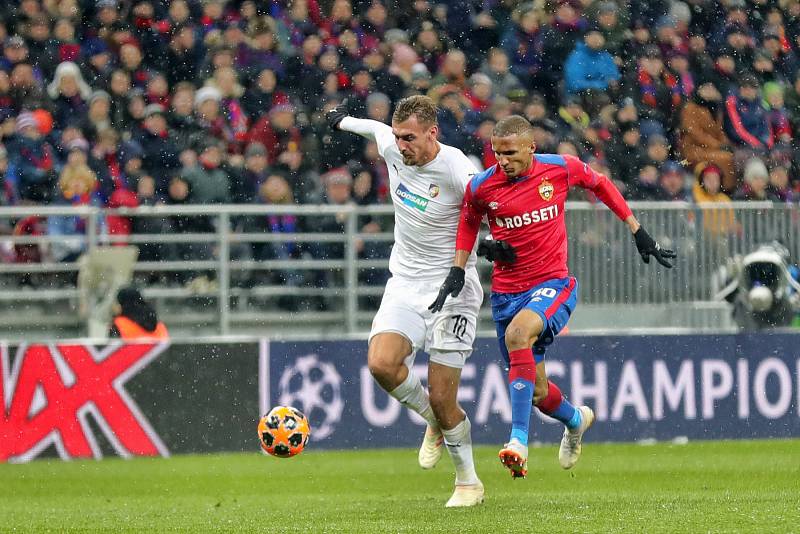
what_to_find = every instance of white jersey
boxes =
[340,116,479,280]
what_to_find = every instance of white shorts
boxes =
[368,270,483,369]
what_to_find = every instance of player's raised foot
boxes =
[498,438,528,478]
[418,425,444,469]
[559,406,595,470]
[445,481,484,508]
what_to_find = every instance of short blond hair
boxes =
[493,115,533,137]
[392,94,438,126]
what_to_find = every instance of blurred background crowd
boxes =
[0,0,798,273]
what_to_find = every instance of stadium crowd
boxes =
[0,0,798,274]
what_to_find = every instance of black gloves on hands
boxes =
[325,98,349,130]
[428,266,466,313]
[477,237,517,263]
[634,227,677,268]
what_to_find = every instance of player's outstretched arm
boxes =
[567,155,677,269]
[626,216,677,268]
[325,98,392,142]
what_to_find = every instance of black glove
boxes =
[634,227,677,268]
[477,237,517,263]
[428,267,466,313]
[325,98,349,130]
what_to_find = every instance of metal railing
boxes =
[0,202,796,338]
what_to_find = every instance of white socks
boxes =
[442,416,479,486]
[390,370,479,486]
[389,369,439,430]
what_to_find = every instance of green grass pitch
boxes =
[1,440,798,533]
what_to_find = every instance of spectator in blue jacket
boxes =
[564,27,620,113]
[723,74,773,153]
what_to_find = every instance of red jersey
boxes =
[456,154,633,293]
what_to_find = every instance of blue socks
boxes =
[508,348,536,446]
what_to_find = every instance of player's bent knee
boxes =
[505,325,535,351]
[367,351,397,380]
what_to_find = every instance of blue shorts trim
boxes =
[491,276,578,364]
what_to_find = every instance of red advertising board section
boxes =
[1,335,798,463]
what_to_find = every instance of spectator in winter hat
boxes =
[659,160,690,201]
[66,137,91,160]
[645,134,671,168]
[14,111,57,203]
[81,37,113,88]
[409,62,432,93]
[734,157,770,200]
[765,159,794,202]
[194,85,233,145]
[194,85,222,113]
[762,82,792,144]
[692,163,728,204]
[135,103,181,183]
[1,35,31,73]
[47,61,92,129]
[109,286,168,340]
[465,73,493,112]
[30,109,54,136]
[692,162,736,238]
[83,90,112,142]
[180,139,230,204]
[236,141,269,203]
[321,166,353,204]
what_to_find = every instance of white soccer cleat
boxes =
[445,481,484,507]
[559,405,595,469]
[498,438,528,478]
[418,425,444,469]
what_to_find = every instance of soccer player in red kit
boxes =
[429,115,676,478]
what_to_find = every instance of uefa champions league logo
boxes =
[277,354,344,440]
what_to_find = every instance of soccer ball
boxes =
[257,406,311,458]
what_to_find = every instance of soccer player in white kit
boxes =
[326,95,484,507]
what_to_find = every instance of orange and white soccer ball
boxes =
[257,406,311,458]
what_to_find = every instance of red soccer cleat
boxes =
[499,439,528,479]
